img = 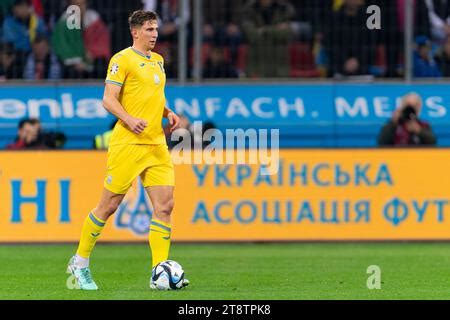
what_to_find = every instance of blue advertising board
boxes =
[1,83,450,148]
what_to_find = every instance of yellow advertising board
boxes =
[1,149,450,242]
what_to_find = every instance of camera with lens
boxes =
[398,105,417,125]
[42,131,67,149]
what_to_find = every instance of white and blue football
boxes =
[151,260,185,290]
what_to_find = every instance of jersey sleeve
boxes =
[105,54,128,87]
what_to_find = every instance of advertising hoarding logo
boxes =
[114,178,153,235]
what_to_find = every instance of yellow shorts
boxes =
[104,144,174,194]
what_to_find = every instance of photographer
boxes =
[6,117,66,150]
[377,93,437,146]
[28,118,66,149]
[6,118,38,149]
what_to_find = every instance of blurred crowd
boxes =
[2,0,450,80]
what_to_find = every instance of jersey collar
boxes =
[130,47,152,60]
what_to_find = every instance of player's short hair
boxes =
[128,10,158,30]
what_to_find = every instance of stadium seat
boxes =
[236,44,248,75]
[188,43,213,67]
[289,42,321,78]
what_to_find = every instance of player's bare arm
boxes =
[103,83,148,134]
[163,106,180,132]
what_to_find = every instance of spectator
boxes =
[29,117,66,148]
[367,0,400,77]
[25,117,47,148]
[6,118,38,149]
[202,0,243,66]
[413,35,442,77]
[93,0,142,54]
[145,0,191,42]
[23,33,61,79]
[0,0,15,21]
[0,41,21,79]
[4,117,64,150]
[1,0,15,13]
[424,0,450,44]
[415,0,434,39]
[366,0,432,77]
[394,0,432,38]
[32,0,44,17]
[435,36,450,76]
[27,118,67,148]
[203,46,238,78]
[145,0,191,78]
[52,0,111,78]
[2,0,47,53]
[41,0,67,31]
[378,92,437,146]
[291,0,332,41]
[324,0,377,77]
[241,0,295,78]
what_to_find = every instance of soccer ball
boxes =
[151,260,185,290]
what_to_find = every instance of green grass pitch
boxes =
[1,243,450,300]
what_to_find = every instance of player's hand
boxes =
[167,112,180,133]
[125,116,148,134]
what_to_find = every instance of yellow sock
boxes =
[149,218,171,267]
[76,212,106,258]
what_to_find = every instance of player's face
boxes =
[138,20,159,51]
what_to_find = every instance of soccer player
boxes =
[66,10,188,290]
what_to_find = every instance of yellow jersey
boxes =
[105,47,167,146]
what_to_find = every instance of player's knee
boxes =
[99,202,120,217]
[158,199,174,217]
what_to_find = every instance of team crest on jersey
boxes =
[110,62,119,75]
[115,178,153,235]
[154,74,161,84]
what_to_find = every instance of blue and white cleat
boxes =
[66,256,98,290]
